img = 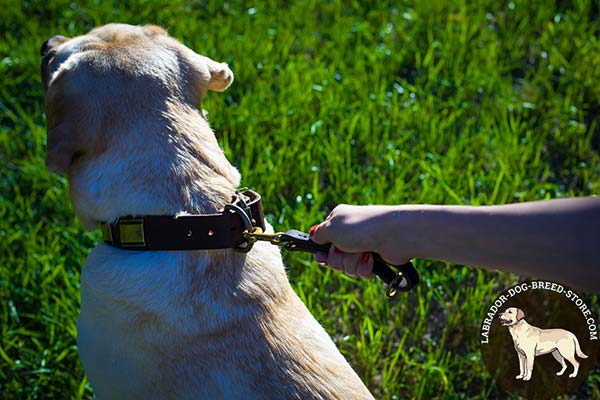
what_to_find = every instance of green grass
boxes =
[1,0,599,398]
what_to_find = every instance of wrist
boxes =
[372,205,434,262]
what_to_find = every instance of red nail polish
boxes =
[309,224,318,236]
[360,252,370,263]
[334,246,342,254]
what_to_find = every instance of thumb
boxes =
[309,221,331,245]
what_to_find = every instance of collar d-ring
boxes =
[224,203,256,253]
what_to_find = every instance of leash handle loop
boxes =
[278,230,419,297]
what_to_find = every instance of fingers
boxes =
[309,205,374,279]
[309,221,329,245]
[310,205,340,244]
[356,252,375,278]
[326,245,345,273]
[316,246,374,279]
[315,251,328,264]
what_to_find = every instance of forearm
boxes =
[379,198,600,293]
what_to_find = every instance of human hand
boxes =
[310,204,402,278]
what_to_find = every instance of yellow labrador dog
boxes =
[42,23,373,399]
[499,307,588,381]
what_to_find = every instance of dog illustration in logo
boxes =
[499,307,588,381]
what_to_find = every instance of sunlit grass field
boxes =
[1,0,599,398]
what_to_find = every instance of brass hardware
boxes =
[243,227,284,245]
[386,274,408,298]
[225,202,259,253]
[119,218,145,247]
[100,223,113,244]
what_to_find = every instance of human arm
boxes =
[311,197,600,294]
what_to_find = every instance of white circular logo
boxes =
[480,280,598,399]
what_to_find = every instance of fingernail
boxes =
[309,224,318,236]
[334,246,342,254]
[360,252,370,263]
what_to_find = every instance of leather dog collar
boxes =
[99,189,265,251]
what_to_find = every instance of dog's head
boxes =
[41,24,234,175]
[499,307,525,326]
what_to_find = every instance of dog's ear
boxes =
[41,35,70,91]
[46,121,79,174]
[193,54,233,92]
[204,60,234,92]
[516,308,525,321]
[142,25,167,37]
[41,35,69,57]
[44,71,87,175]
[177,44,234,93]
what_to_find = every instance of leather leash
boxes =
[99,189,419,297]
[241,228,419,297]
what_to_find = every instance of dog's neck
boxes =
[68,102,241,229]
[508,319,530,335]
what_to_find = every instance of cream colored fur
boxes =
[42,24,374,399]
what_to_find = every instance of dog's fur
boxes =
[499,307,588,381]
[42,24,374,399]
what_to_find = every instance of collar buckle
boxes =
[118,218,146,247]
